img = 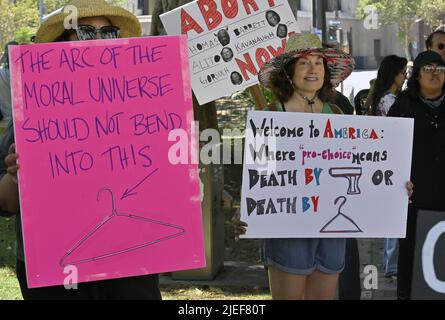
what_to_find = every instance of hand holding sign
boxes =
[5,143,19,184]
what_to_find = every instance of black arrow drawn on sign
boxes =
[121,168,159,200]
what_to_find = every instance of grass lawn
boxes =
[0,217,22,300]
[0,266,21,300]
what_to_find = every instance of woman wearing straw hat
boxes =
[233,34,414,299]
[233,33,355,300]
[34,0,141,43]
[1,0,162,300]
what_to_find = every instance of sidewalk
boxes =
[358,238,397,300]
[160,239,397,300]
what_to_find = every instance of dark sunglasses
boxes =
[72,25,120,41]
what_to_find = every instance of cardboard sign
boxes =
[411,209,445,300]
[240,111,414,238]
[160,0,300,104]
[10,36,205,288]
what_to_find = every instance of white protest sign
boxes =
[240,111,414,238]
[160,0,300,105]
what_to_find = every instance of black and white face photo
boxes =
[276,24,288,39]
[266,10,280,27]
[221,47,234,62]
[217,29,230,46]
[230,71,243,85]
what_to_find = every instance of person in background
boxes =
[354,88,370,115]
[370,55,408,117]
[426,29,445,62]
[333,87,354,115]
[387,51,445,299]
[369,55,408,279]
[1,0,162,300]
[0,41,18,122]
[362,78,376,115]
[321,42,360,300]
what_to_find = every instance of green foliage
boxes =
[236,87,276,109]
[356,0,445,28]
[356,0,445,59]
[42,0,70,14]
[109,0,126,7]
[262,87,276,105]
[15,27,35,44]
[0,0,39,53]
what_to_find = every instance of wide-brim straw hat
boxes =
[35,0,141,43]
[258,33,355,88]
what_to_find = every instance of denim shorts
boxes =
[260,238,346,275]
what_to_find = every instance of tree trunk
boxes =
[193,94,219,132]
[405,34,411,61]
[404,20,412,61]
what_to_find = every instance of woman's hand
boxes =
[407,181,414,204]
[5,143,19,184]
[232,208,248,242]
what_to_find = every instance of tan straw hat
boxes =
[258,33,355,87]
[35,0,141,43]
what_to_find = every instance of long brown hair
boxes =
[268,56,335,103]
[370,55,407,116]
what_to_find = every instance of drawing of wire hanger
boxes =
[319,196,363,233]
[60,187,185,267]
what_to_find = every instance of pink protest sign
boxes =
[9,36,205,288]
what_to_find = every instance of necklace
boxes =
[295,91,318,112]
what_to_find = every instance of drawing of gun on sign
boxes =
[329,167,362,195]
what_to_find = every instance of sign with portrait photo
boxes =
[160,0,300,104]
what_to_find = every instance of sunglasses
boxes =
[422,65,445,74]
[71,25,120,41]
